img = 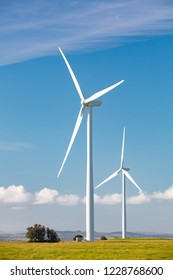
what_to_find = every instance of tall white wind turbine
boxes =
[57,48,124,242]
[95,127,142,239]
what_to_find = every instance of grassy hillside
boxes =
[0,239,173,260]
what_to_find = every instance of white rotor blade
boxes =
[59,48,84,101]
[122,169,142,192]
[57,105,85,177]
[84,80,124,104]
[95,169,120,189]
[120,127,125,168]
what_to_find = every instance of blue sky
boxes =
[0,0,173,234]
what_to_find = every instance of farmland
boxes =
[0,239,173,260]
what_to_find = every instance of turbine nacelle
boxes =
[82,99,102,107]
[122,167,130,171]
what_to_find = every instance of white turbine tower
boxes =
[95,127,142,239]
[57,48,124,242]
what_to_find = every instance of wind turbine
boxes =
[95,127,142,239]
[57,47,124,242]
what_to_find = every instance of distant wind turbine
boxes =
[95,127,142,239]
[57,48,124,242]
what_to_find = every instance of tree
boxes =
[47,228,60,242]
[26,224,60,242]
[26,224,45,242]
[100,236,107,240]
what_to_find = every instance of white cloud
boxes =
[56,194,82,206]
[127,192,151,204]
[0,141,31,151]
[34,187,82,206]
[152,186,173,200]
[1,184,173,207]
[94,192,151,205]
[94,193,122,205]
[11,206,27,210]
[34,187,59,205]
[1,0,173,65]
[0,185,32,204]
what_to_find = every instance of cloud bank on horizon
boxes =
[0,185,173,207]
[1,0,173,66]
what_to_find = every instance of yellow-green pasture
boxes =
[0,239,173,260]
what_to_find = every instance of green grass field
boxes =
[0,239,173,260]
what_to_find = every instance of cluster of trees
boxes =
[26,224,60,242]
[26,224,108,242]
